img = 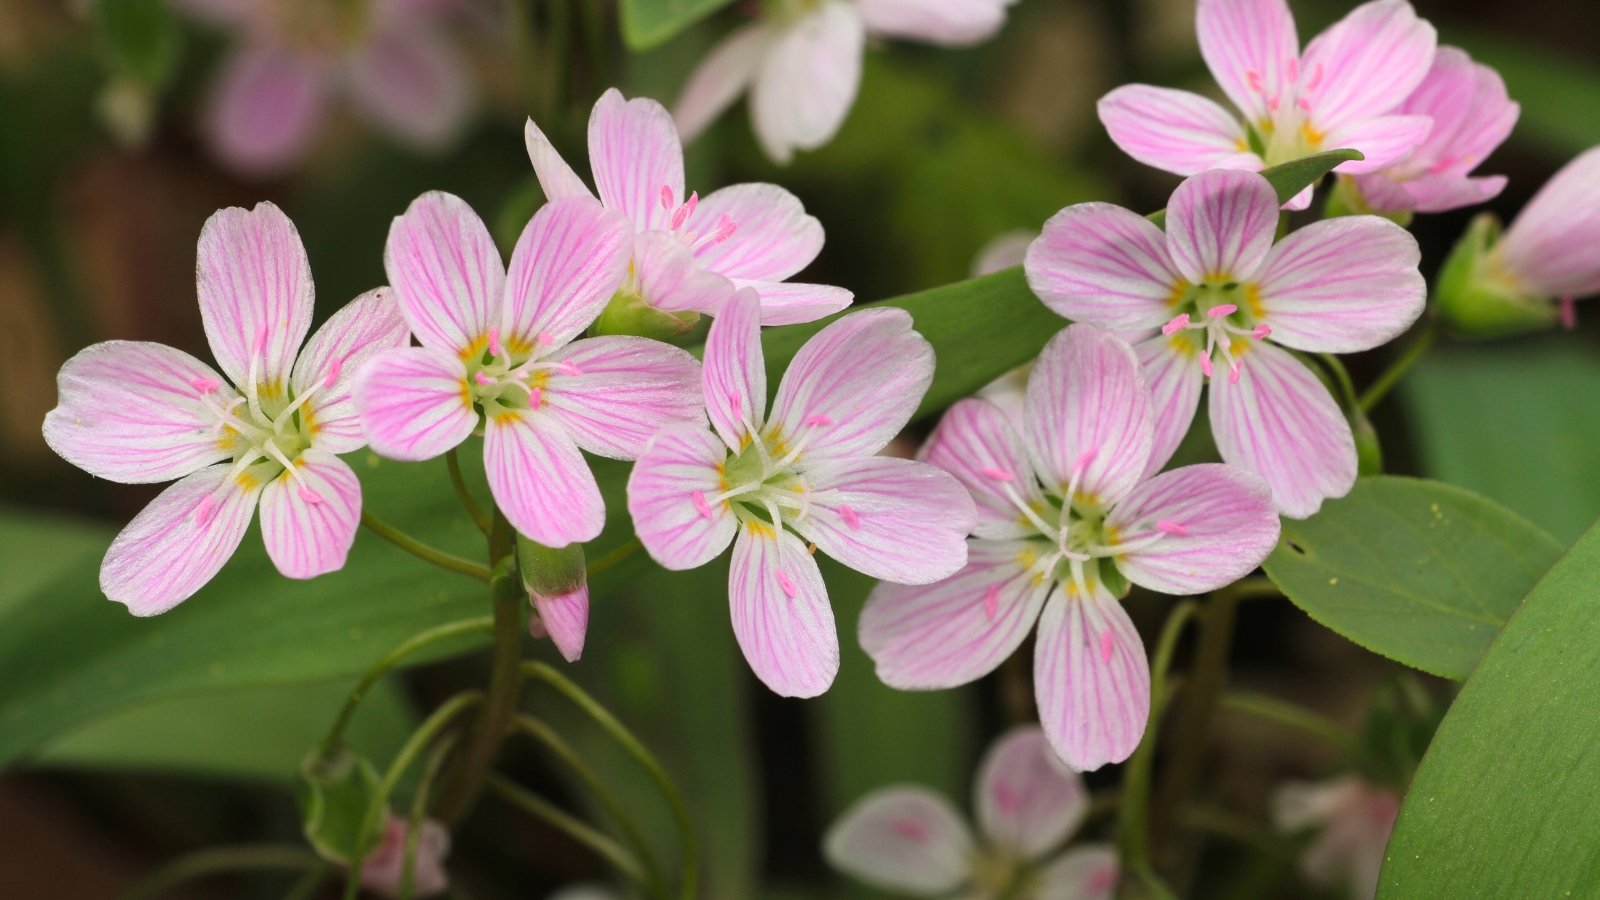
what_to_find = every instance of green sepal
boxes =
[1353,414,1384,476]
[516,534,587,600]
[1323,175,1413,228]
[298,745,386,863]
[1435,213,1560,340]
[592,290,701,341]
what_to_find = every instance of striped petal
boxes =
[1196,0,1301,125]
[732,280,853,326]
[1299,0,1436,133]
[540,335,702,460]
[525,116,598,204]
[384,191,503,355]
[689,183,824,282]
[196,202,315,389]
[1497,147,1600,298]
[1165,169,1280,284]
[1254,216,1425,353]
[822,787,975,894]
[1034,584,1150,772]
[353,346,477,462]
[975,725,1089,859]
[750,1,865,164]
[589,89,684,233]
[1026,202,1182,332]
[856,0,1010,45]
[920,398,1044,541]
[290,288,410,455]
[533,583,589,663]
[1035,845,1121,900]
[484,411,604,547]
[503,197,633,350]
[729,524,837,697]
[1106,463,1279,595]
[1097,85,1259,178]
[259,448,361,580]
[673,25,766,144]
[627,423,738,571]
[1135,337,1205,478]
[703,288,766,451]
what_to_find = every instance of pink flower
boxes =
[1273,776,1400,900]
[673,0,1015,164]
[1025,169,1425,517]
[353,193,703,547]
[824,725,1119,899]
[861,324,1280,770]
[1099,0,1437,208]
[178,0,475,177]
[1352,47,1519,214]
[43,202,409,615]
[356,812,452,898]
[526,89,852,329]
[1492,146,1600,304]
[627,290,975,697]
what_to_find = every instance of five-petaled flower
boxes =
[1273,775,1400,900]
[672,0,1015,165]
[824,725,1120,899]
[44,202,410,615]
[526,89,852,332]
[1026,169,1425,518]
[627,289,975,697]
[861,324,1280,770]
[1099,0,1437,208]
[354,192,704,548]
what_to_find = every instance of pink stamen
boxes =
[190,376,221,394]
[1560,296,1578,330]
[1228,360,1243,384]
[713,215,738,243]
[536,331,554,346]
[1200,353,1214,378]
[252,328,269,356]
[1285,58,1300,84]
[1305,63,1325,92]
[1207,304,1237,318]
[776,570,798,598]
[556,361,582,376]
[474,372,496,385]
[659,185,674,211]
[299,486,324,505]
[323,356,344,389]
[1296,96,1312,112]
[838,504,861,530]
[729,389,743,411]
[978,466,1014,482]
[804,414,834,427]
[487,327,503,358]
[982,584,1000,620]
[528,386,543,409]
[1252,324,1273,339]
[1072,448,1097,475]
[670,192,700,230]
[1099,629,1115,663]
[684,191,698,219]
[890,818,930,843]
[1267,94,1281,112]
[691,490,715,520]
[193,494,217,525]
[1155,519,1189,536]
[1162,313,1191,336]
[1245,69,1264,94]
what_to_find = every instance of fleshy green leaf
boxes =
[1378,517,1600,897]
[621,0,737,50]
[1262,477,1563,679]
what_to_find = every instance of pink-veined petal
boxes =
[791,457,975,585]
[384,191,503,354]
[973,230,1035,277]
[732,279,853,326]
[703,288,766,451]
[1196,0,1300,125]
[855,0,1010,45]
[1209,341,1355,518]
[346,26,472,150]
[44,341,234,484]
[688,183,823,282]
[1025,202,1183,331]
[259,448,361,580]
[1299,0,1436,132]
[750,2,865,165]
[1320,113,1434,174]
[1254,216,1425,353]
[203,42,330,177]
[1097,85,1260,178]
[525,116,598,204]
[196,201,315,389]
[588,89,684,233]
[975,725,1089,859]
[768,307,932,463]
[533,583,589,663]
[1498,147,1600,298]
[729,524,837,697]
[359,814,451,900]
[822,787,975,894]
[540,336,702,460]
[1106,463,1279,595]
[1023,325,1153,507]
[291,287,411,455]
[503,197,633,347]
[100,465,263,616]
[1165,169,1280,284]
[484,411,604,547]
[860,540,1050,689]
[1034,584,1150,772]
[919,398,1044,541]
[1390,173,1508,215]
[627,423,738,570]
[1034,845,1121,900]
[1135,338,1204,478]
[631,230,738,316]
[1397,47,1518,180]
[673,24,767,144]
[353,346,477,461]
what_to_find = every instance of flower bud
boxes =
[1434,213,1560,340]
[298,745,384,863]
[592,289,701,341]
[1353,414,1383,477]
[517,535,589,662]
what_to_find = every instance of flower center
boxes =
[1242,58,1328,165]
[464,327,575,418]
[657,184,739,255]
[1161,281,1271,383]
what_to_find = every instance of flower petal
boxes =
[1097,85,1260,178]
[855,0,1010,45]
[353,346,477,461]
[1209,341,1355,518]
[1196,0,1301,125]
[525,116,598,204]
[860,540,1051,689]
[588,89,684,233]
[703,288,766,451]
[44,341,234,484]
[920,398,1044,541]
[1320,113,1434,174]
[259,448,362,580]
[973,230,1035,277]
[100,465,263,616]
[688,183,824,282]
[975,725,1089,859]
[1497,147,1600,298]
[503,196,634,347]
[533,583,589,663]
[750,2,865,164]
[1023,325,1154,507]
[673,24,767,144]
[1165,169,1280,284]
[1034,584,1150,772]
[1395,47,1518,181]
[196,201,315,389]
[541,335,703,460]
[732,280,853,326]
[627,423,738,570]
[346,27,472,150]
[768,307,932,463]
[484,411,604,547]
[384,191,504,355]
[359,814,452,900]
[290,287,411,454]
[791,457,975,584]
[1025,202,1183,331]
[822,787,975,894]
[729,524,837,697]
[1299,0,1437,132]
[631,230,738,316]
[1386,173,1508,215]
[1035,845,1121,900]
[203,42,329,177]
[1107,463,1279,595]
[1255,216,1425,353]
[1135,338,1204,478]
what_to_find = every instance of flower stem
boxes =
[117,845,326,900]
[400,733,460,900]
[1218,690,1359,755]
[361,512,492,582]
[485,773,647,884]
[1318,353,1361,414]
[1360,321,1437,413]
[586,537,642,579]
[445,449,491,536]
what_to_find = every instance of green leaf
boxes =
[620,0,736,50]
[1262,477,1563,679]
[1377,517,1600,898]
[94,0,181,88]
[1148,149,1362,228]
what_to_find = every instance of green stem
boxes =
[445,449,491,536]
[118,845,324,900]
[1318,353,1361,414]
[1360,321,1437,413]
[282,868,332,900]
[361,512,492,583]
[1219,690,1359,755]
[586,537,642,579]
[400,734,460,900]
[523,661,698,900]
[485,774,647,884]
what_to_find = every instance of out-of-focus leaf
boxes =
[1451,32,1600,158]
[620,0,736,50]
[1378,518,1600,898]
[94,0,181,88]
[1262,477,1562,679]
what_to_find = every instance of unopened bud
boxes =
[1435,213,1561,340]
[517,535,589,663]
[592,289,701,341]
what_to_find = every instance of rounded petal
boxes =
[1107,463,1279,595]
[1299,0,1437,132]
[1196,0,1301,125]
[1034,585,1150,772]
[1396,47,1518,179]
[751,2,865,164]
[627,423,738,570]
[1023,325,1154,507]
[504,197,634,348]
[259,448,362,580]
[588,88,684,233]
[1498,147,1600,298]
[689,183,824,282]
[533,583,589,663]
[703,288,766,451]
[855,0,1010,45]
[352,346,477,461]
[1320,113,1434,175]
[860,540,1051,690]
[631,230,738,316]
[1033,845,1121,900]
[1165,169,1281,284]
[729,524,837,697]
[1394,173,1508,215]
[484,412,604,547]
[203,43,329,177]
[541,335,703,459]
[734,280,853,326]
[359,814,451,900]
[1135,338,1204,478]
[822,787,975,894]
[791,457,975,585]
[975,726,1089,859]
[525,116,598,204]
[673,25,766,144]
[384,191,504,354]
[973,230,1035,277]
[44,341,234,484]
[346,27,472,150]
[100,465,263,616]
[920,398,1044,541]
[1255,216,1425,353]
[1026,202,1183,331]
[1209,341,1355,519]
[291,287,411,455]
[196,201,315,389]
[1097,85,1259,177]
[769,307,932,464]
